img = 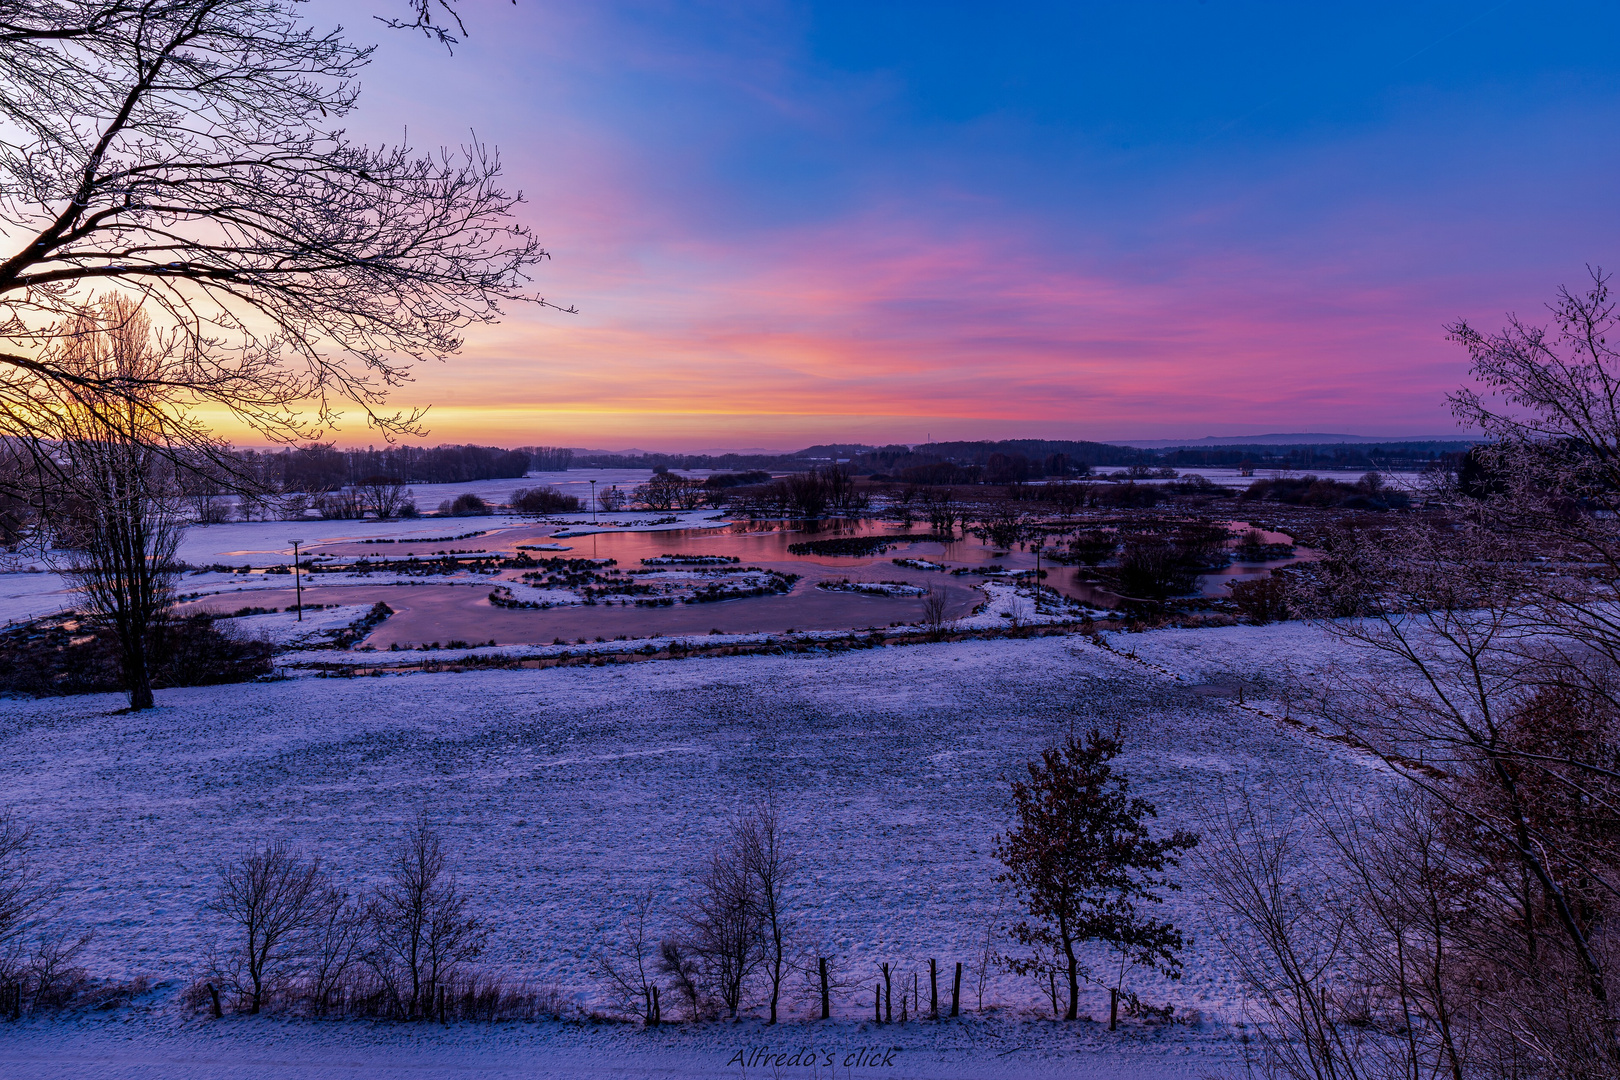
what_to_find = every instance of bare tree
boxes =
[682,821,763,1019]
[36,296,189,710]
[303,884,365,1018]
[920,586,950,634]
[355,476,411,520]
[0,813,54,975]
[1294,517,1620,1034]
[740,802,797,1024]
[594,888,662,1024]
[369,813,485,1019]
[1196,792,1378,1080]
[0,0,560,478]
[658,937,705,1021]
[207,840,326,1014]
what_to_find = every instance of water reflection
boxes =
[187,517,1311,645]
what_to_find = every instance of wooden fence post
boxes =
[951,962,961,1017]
[819,958,830,1020]
[929,959,938,1020]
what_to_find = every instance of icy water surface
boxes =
[180,517,1308,644]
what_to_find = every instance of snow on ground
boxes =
[0,567,78,627]
[0,1010,1237,1079]
[175,507,725,566]
[218,604,381,649]
[818,580,930,597]
[0,621,1388,1077]
[0,509,733,625]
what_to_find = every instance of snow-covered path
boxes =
[0,1013,1236,1079]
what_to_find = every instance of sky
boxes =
[302,1,1620,451]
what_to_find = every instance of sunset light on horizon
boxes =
[290,1,1620,451]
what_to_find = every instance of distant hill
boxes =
[1121,432,1480,448]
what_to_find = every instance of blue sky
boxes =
[314,1,1620,449]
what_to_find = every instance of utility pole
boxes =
[289,539,304,620]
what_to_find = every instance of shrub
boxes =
[1094,482,1161,509]
[1228,573,1289,624]
[1112,538,1198,600]
[313,489,367,519]
[703,471,771,489]
[1068,530,1117,566]
[438,493,490,516]
[510,486,581,515]
[0,613,273,698]
[1242,474,1407,509]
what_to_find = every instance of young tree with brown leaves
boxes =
[994,729,1197,1025]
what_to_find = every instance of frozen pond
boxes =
[171,516,1307,645]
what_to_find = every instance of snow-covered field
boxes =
[0,621,1389,1078]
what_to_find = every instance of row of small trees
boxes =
[202,814,491,1020]
[1,742,1197,1028]
[594,736,1197,1028]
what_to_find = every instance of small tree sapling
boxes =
[995,729,1198,1024]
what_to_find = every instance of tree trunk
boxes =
[1066,953,1080,1020]
[1109,987,1118,1030]
[1063,928,1080,1020]
[952,962,961,1017]
[122,626,155,710]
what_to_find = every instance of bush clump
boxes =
[1243,473,1409,510]
[510,486,580,515]
[0,613,273,698]
[438,493,490,516]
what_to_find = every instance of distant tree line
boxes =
[232,444,532,492]
[1158,441,1475,471]
[212,437,1474,489]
